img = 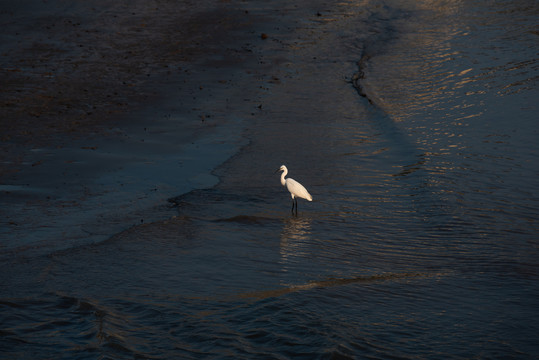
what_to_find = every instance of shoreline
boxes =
[0,0,268,256]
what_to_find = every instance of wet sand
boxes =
[1,0,260,163]
[0,0,288,253]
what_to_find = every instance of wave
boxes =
[235,271,439,301]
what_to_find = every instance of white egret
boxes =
[275,165,312,214]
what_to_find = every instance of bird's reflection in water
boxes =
[279,216,313,272]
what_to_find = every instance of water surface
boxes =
[1,0,538,358]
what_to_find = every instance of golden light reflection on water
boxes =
[356,1,502,162]
[279,216,313,267]
[359,0,537,161]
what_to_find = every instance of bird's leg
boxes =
[291,198,298,216]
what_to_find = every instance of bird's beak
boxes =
[274,168,281,174]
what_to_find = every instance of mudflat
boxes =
[0,0,278,251]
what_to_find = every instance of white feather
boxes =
[285,178,312,201]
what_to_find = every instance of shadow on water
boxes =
[213,214,279,226]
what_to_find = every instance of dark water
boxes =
[2,0,538,358]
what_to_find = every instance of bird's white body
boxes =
[277,165,312,214]
[281,176,312,201]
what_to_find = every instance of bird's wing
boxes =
[286,178,313,201]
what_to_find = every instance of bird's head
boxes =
[274,165,287,174]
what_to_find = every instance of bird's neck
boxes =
[280,170,287,186]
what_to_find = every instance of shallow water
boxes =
[1,0,538,358]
